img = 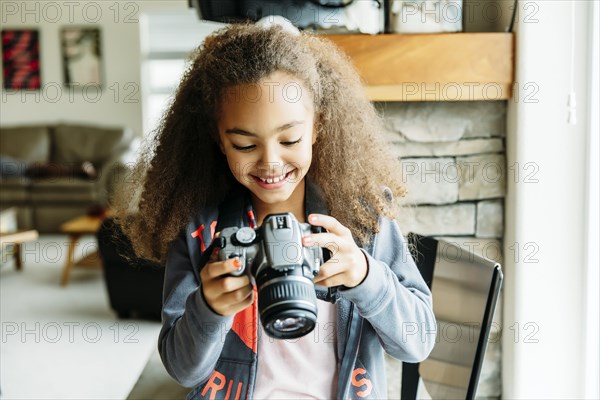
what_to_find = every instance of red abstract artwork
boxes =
[2,30,41,90]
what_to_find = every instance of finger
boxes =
[315,256,367,288]
[202,257,242,280]
[307,214,349,236]
[302,232,341,254]
[203,274,251,300]
[313,261,344,284]
[220,288,255,315]
[313,271,347,288]
[219,284,253,304]
[218,275,252,294]
[313,260,360,287]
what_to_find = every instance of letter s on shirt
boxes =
[351,368,373,398]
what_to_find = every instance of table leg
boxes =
[14,243,22,270]
[61,234,80,286]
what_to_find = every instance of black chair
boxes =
[402,234,503,399]
[96,218,165,321]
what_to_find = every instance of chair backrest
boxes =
[402,234,503,400]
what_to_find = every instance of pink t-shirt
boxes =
[252,300,338,399]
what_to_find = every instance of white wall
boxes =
[504,0,598,397]
[583,3,599,399]
[0,0,189,137]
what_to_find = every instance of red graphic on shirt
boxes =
[201,370,244,400]
[247,210,257,228]
[191,224,206,252]
[231,288,258,353]
[191,220,218,252]
[351,368,373,398]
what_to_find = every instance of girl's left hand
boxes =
[302,213,368,288]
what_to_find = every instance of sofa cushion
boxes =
[29,178,97,203]
[53,124,132,165]
[0,178,30,203]
[0,125,51,163]
[25,161,97,180]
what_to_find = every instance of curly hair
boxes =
[113,23,406,262]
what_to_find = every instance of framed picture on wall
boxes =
[60,27,102,87]
[1,30,41,90]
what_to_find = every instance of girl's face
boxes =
[217,71,316,215]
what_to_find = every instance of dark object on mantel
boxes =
[188,0,375,32]
[189,0,355,22]
[97,217,164,321]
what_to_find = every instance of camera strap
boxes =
[215,184,253,233]
[195,185,250,269]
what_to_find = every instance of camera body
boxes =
[218,212,323,339]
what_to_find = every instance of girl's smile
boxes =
[252,169,295,188]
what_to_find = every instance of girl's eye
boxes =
[281,137,302,146]
[232,137,302,151]
[232,144,255,151]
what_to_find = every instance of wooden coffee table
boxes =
[60,212,109,286]
[1,207,39,270]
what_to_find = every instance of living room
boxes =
[1,0,598,399]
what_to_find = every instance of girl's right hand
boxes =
[199,248,254,316]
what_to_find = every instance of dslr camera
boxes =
[217,212,324,339]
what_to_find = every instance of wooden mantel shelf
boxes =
[324,33,514,102]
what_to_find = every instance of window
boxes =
[140,11,224,135]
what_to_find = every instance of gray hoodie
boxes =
[158,179,436,399]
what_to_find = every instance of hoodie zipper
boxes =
[338,303,363,399]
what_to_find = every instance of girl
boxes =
[116,22,436,400]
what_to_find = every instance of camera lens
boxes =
[256,268,318,339]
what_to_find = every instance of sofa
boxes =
[0,123,135,232]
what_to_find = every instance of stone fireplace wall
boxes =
[376,101,506,398]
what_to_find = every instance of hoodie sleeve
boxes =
[340,217,437,363]
[157,229,234,388]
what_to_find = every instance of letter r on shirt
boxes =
[201,370,226,400]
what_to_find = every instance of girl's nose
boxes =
[257,145,284,175]
[259,144,282,166]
